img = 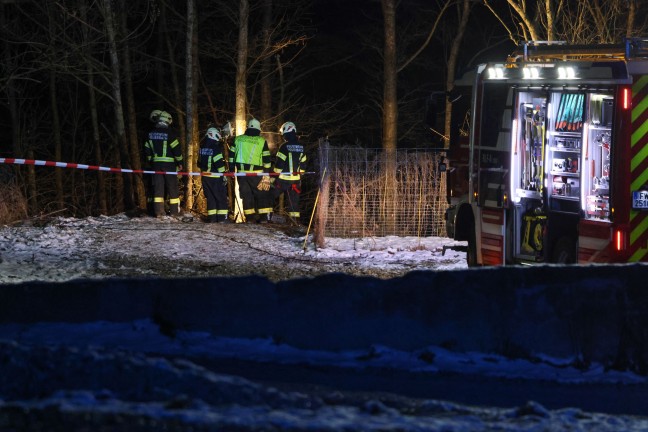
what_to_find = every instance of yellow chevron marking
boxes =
[629,248,648,262]
[632,117,648,149]
[630,213,648,245]
[634,75,648,96]
[632,168,648,191]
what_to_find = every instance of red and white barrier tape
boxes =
[0,158,312,177]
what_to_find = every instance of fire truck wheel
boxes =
[552,236,576,264]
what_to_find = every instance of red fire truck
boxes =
[447,38,648,266]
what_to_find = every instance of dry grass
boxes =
[319,146,447,239]
[0,183,28,225]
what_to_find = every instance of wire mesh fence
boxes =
[315,140,448,241]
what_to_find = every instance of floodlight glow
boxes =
[523,67,539,79]
[487,67,505,80]
[558,67,576,79]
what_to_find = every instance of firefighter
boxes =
[199,127,230,223]
[229,118,273,223]
[273,121,307,225]
[144,110,183,217]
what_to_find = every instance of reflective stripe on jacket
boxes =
[274,141,306,181]
[144,127,183,165]
[198,138,226,173]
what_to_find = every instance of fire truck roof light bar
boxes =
[486,65,581,80]
[511,38,648,63]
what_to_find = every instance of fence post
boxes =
[314,138,330,248]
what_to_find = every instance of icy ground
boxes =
[0,213,467,283]
[1,214,648,431]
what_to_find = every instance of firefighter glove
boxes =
[257,176,271,191]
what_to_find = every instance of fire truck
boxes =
[447,38,648,266]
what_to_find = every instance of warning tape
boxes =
[0,157,313,177]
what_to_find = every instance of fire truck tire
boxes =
[552,236,576,264]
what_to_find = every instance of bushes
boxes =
[0,174,28,225]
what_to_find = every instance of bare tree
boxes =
[381,0,398,158]
[118,0,146,210]
[102,0,134,212]
[483,0,646,44]
[235,0,250,135]
[185,0,199,211]
[260,0,274,149]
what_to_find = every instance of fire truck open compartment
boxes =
[509,88,616,263]
[452,38,648,266]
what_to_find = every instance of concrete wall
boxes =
[2,264,647,373]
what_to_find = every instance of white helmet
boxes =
[248,118,261,131]
[280,121,297,135]
[158,111,172,126]
[222,121,232,137]
[206,127,222,141]
[149,109,162,123]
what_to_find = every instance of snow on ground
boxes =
[2,214,648,430]
[0,213,467,283]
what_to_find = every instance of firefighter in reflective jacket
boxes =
[144,110,183,217]
[199,127,230,223]
[273,121,307,223]
[229,118,273,223]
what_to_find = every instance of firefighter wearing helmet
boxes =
[229,118,273,223]
[143,110,183,217]
[273,121,307,224]
[198,127,230,223]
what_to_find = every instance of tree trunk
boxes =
[627,0,636,37]
[102,0,132,212]
[118,0,146,210]
[545,0,554,41]
[444,0,472,144]
[49,71,65,211]
[185,0,198,211]
[1,4,35,212]
[440,0,472,236]
[232,0,250,222]
[381,0,397,157]
[47,1,64,211]
[261,0,275,150]
[79,2,108,215]
[381,0,397,232]
[89,73,108,216]
[161,1,187,185]
[26,148,38,214]
[236,0,249,135]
